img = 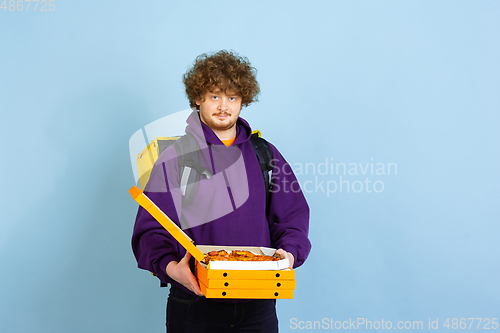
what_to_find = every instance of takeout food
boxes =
[129,186,296,299]
[202,250,281,264]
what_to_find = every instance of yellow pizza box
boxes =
[129,186,297,299]
[197,277,296,290]
[195,260,295,281]
[195,258,296,299]
[199,281,294,299]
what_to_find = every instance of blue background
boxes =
[1,1,499,332]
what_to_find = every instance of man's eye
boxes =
[211,96,218,100]
[229,97,236,101]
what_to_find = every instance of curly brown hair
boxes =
[183,50,260,110]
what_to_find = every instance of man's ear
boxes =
[196,92,207,105]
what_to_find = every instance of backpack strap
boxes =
[249,133,274,218]
[173,133,212,206]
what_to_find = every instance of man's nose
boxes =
[218,98,228,110]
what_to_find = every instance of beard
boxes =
[200,111,238,132]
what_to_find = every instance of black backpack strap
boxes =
[249,133,274,220]
[173,133,212,207]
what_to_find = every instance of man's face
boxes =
[196,90,242,137]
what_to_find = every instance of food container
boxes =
[195,245,295,299]
[129,186,296,299]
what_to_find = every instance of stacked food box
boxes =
[195,245,295,299]
[129,186,296,299]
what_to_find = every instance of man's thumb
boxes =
[180,251,192,263]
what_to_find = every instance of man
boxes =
[132,50,311,332]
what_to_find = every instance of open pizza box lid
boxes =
[129,186,290,270]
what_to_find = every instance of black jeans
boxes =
[166,285,279,333]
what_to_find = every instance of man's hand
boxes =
[275,249,294,268]
[166,252,204,296]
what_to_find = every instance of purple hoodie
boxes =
[132,111,311,293]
